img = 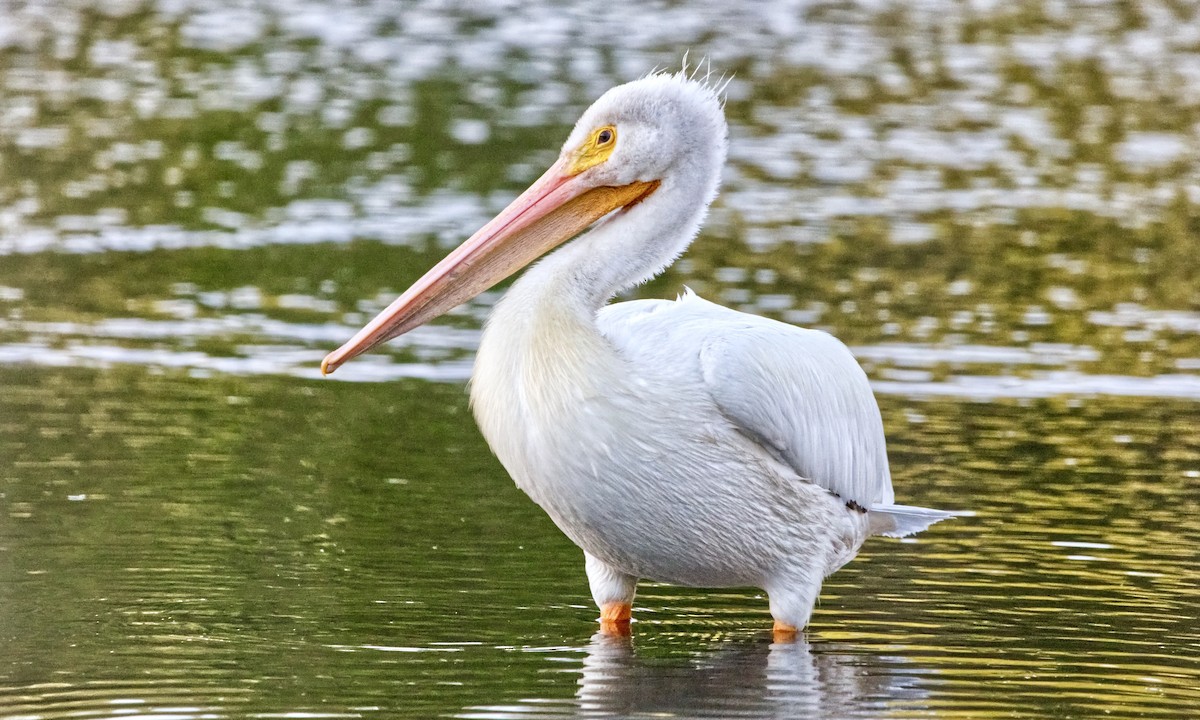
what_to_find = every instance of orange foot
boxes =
[772,619,799,643]
[599,601,632,636]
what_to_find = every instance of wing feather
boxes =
[599,291,894,507]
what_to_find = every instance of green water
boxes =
[3,370,1197,717]
[2,1,1200,718]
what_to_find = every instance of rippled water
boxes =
[2,1,1199,718]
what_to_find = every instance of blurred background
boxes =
[1,1,1198,718]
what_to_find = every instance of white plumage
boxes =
[323,69,956,635]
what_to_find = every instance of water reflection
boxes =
[462,632,925,719]
[577,633,920,719]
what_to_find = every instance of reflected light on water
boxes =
[2,0,1199,718]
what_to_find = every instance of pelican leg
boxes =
[766,575,821,642]
[599,601,633,637]
[585,552,638,634]
[772,619,800,643]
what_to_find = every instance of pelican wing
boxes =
[599,291,894,508]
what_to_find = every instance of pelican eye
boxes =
[567,125,619,175]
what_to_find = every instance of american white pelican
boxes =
[323,70,956,638]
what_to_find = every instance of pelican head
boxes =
[322,71,728,374]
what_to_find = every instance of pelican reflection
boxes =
[462,631,929,719]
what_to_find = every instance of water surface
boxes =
[2,1,1199,718]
